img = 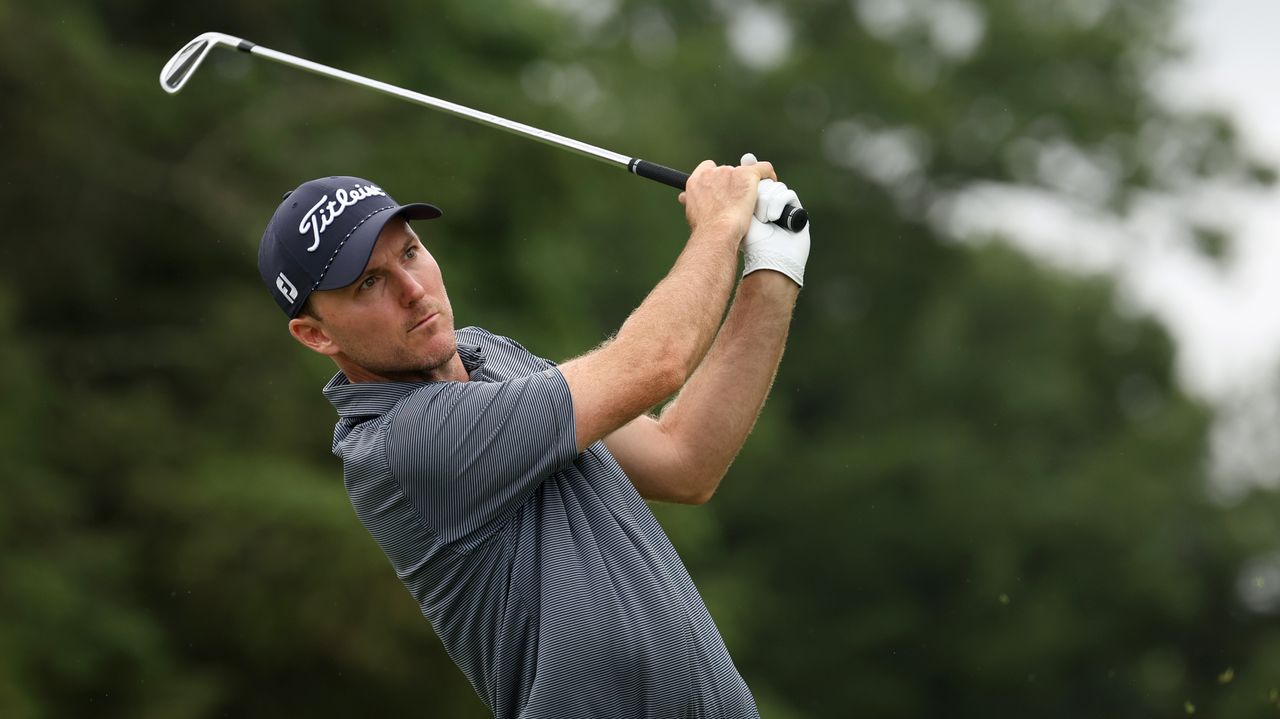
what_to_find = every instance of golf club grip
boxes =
[628,159,810,232]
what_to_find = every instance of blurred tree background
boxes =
[4,0,1280,716]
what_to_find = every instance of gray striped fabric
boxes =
[322,327,759,718]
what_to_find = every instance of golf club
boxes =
[159,32,809,231]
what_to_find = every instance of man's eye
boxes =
[360,276,377,290]
[405,247,418,259]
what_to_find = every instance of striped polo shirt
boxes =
[323,326,758,719]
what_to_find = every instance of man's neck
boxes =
[336,351,468,384]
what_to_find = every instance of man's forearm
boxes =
[614,220,742,381]
[655,270,799,488]
[558,219,744,451]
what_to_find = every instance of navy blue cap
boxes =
[258,176,443,317]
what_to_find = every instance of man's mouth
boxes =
[410,313,438,332]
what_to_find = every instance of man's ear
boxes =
[288,316,340,356]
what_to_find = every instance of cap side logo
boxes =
[276,272,298,303]
[298,184,387,252]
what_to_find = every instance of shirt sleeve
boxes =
[386,366,579,547]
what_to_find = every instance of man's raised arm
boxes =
[604,161,811,504]
[558,158,778,452]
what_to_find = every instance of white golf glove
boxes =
[740,152,810,287]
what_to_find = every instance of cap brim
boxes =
[315,203,443,291]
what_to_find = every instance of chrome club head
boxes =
[159,32,247,94]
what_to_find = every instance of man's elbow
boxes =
[682,489,714,506]
[652,346,693,397]
[641,473,721,505]
[677,474,724,505]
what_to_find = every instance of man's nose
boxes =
[394,269,427,304]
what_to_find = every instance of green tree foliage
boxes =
[3,0,1280,716]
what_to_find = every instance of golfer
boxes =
[257,154,810,718]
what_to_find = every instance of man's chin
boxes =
[422,347,457,373]
[410,334,459,377]
[421,329,457,365]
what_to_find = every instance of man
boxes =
[257,154,810,718]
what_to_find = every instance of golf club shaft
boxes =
[252,43,633,169]
[222,39,808,231]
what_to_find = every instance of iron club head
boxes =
[159,32,250,94]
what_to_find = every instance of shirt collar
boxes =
[322,372,418,419]
[457,340,486,374]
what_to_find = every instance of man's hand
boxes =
[739,152,811,287]
[679,159,779,242]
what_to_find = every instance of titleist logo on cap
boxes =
[298,183,388,252]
